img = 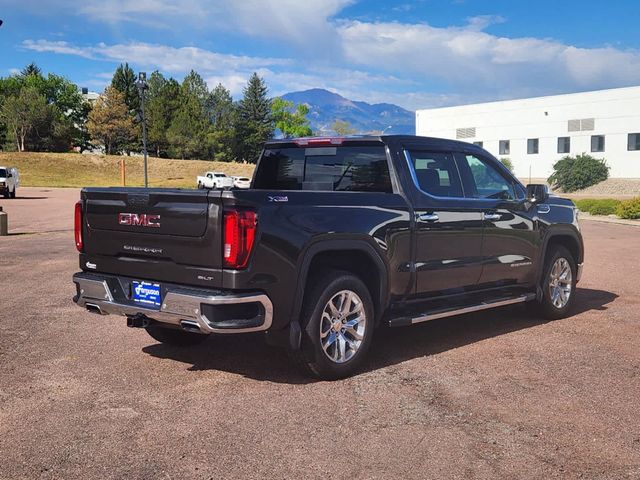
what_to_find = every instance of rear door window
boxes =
[406,150,464,198]
[254,145,391,192]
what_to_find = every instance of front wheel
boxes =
[290,271,374,380]
[10,188,16,199]
[145,323,209,347]
[537,245,577,319]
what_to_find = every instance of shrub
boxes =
[499,157,514,172]
[574,198,621,216]
[616,197,640,219]
[548,153,609,192]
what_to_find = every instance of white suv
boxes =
[0,167,19,199]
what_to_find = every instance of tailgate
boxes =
[82,187,223,269]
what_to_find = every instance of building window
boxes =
[473,141,483,148]
[527,138,539,154]
[557,137,570,154]
[499,140,510,155]
[628,134,640,151]
[591,135,605,153]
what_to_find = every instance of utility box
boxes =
[0,206,7,236]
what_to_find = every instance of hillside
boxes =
[0,152,255,188]
[281,88,414,135]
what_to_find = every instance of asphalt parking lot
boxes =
[1,187,639,479]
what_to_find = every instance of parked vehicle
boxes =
[0,167,19,199]
[231,176,251,189]
[197,171,234,190]
[72,136,584,379]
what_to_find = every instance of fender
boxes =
[535,224,584,286]
[291,237,390,327]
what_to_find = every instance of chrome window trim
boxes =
[403,149,523,203]
[403,149,468,201]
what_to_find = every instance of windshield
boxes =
[0,169,6,178]
[253,144,391,192]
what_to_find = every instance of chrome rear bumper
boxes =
[73,272,273,334]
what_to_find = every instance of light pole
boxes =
[381,125,393,135]
[136,72,149,187]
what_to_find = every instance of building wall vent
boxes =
[568,119,581,132]
[581,118,595,131]
[568,118,595,132]
[456,127,476,139]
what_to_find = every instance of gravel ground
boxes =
[0,188,639,479]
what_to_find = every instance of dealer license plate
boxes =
[132,281,162,309]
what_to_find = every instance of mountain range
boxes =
[280,88,415,135]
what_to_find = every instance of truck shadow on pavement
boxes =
[142,287,617,384]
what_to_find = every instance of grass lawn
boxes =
[0,152,256,188]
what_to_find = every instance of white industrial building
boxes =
[415,86,640,179]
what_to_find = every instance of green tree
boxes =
[271,97,312,138]
[206,83,237,161]
[87,86,136,155]
[0,86,50,151]
[235,73,273,163]
[331,119,356,135]
[111,63,140,114]
[21,62,42,77]
[166,74,210,159]
[146,72,180,157]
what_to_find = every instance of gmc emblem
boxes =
[118,213,161,228]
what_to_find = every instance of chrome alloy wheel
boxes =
[320,290,367,364]
[548,257,573,309]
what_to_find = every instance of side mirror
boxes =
[7,173,12,178]
[526,184,549,203]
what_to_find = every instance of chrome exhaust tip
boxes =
[180,320,202,333]
[85,303,104,315]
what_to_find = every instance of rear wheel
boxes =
[537,245,576,319]
[145,323,209,347]
[290,270,374,380]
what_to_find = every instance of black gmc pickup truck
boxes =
[73,135,583,379]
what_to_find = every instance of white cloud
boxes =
[15,3,640,110]
[337,20,640,97]
[23,40,290,73]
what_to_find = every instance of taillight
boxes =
[223,209,257,269]
[74,200,83,252]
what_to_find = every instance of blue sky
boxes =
[1,0,640,110]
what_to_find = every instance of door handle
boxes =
[417,213,439,222]
[483,212,501,221]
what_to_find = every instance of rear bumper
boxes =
[72,272,273,334]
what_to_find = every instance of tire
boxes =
[10,188,16,199]
[145,323,209,347]
[197,182,203,189]
[290,270,374,380]
[537,245,577,319]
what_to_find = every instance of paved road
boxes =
[0,188,638,479]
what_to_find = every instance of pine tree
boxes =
[20,62,42,77]
[111,63,140,154]
[166,73,209,159]
[87,87,136,155]
[146,72,180,157]
[207,83,237,161]
[235,73,273,163]
[111,63,140,113]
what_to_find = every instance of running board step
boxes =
[388,293,536,328]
